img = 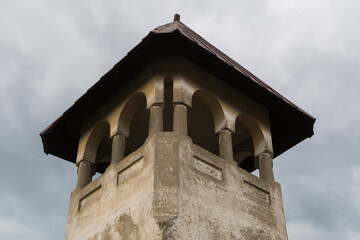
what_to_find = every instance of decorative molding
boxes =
[193,156,223,181]
[117,156,144,185]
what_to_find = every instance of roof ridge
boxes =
[151,20,181,34]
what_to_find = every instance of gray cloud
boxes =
[1,0,359,239]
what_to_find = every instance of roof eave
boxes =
[40,21,315,162]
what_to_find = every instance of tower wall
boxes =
[166,135,288,239]
[66,139,161,239]
[66,132,287,239]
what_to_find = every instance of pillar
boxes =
[173,103,187,135]
[111,134,125,164]
[149,104,163,135]
[258,152,275,182]
[76,160,92,189]
[219,128,234,161]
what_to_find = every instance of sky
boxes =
[0,0,359,239]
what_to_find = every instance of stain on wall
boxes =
[116,214,138,239]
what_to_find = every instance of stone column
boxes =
[258,152,275,182]
[173,103,187,136]
[149,104,163,135]
[219,128,234,161]
[111,133,125,164]
[76,160,92,189]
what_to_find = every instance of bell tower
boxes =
[41,15,315,240]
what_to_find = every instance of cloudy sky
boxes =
[1,0,359,239]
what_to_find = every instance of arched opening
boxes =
[233,114,266,174]
[118,93,149,157]
[188,91,225,155]
[94,137,112,174]
[163,77,173,131]
[232,123,254,173]
[83,121,112,175]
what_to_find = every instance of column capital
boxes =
[173,101,190,108]
[76,158,91,167]
[149,103,164,109]
[110,131,124,139]
[254,150,274,161]
[219,127,234,134]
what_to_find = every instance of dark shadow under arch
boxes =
[163,77,173,132]
[233,114,266,173]
[188,93,219,155]
[84,121,112,174]
[118,93,149,157]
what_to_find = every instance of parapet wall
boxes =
[65,132,287,240]
[173,138,287,239]
[66,138,161,240]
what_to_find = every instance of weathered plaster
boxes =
[66,133,287,239]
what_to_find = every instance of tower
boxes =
[41,15,315,240]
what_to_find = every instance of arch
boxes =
[234,150,254,171]
[188,90,225,155]
[83,121,111,164]
[233,115,266,173]
[235,114,267,157]
[118,92,149,157]
[118,92,147,137]
[191,90,226,133]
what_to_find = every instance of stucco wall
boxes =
[66,139,163,240]
[66,133,287,239]
[156,133,287,240]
